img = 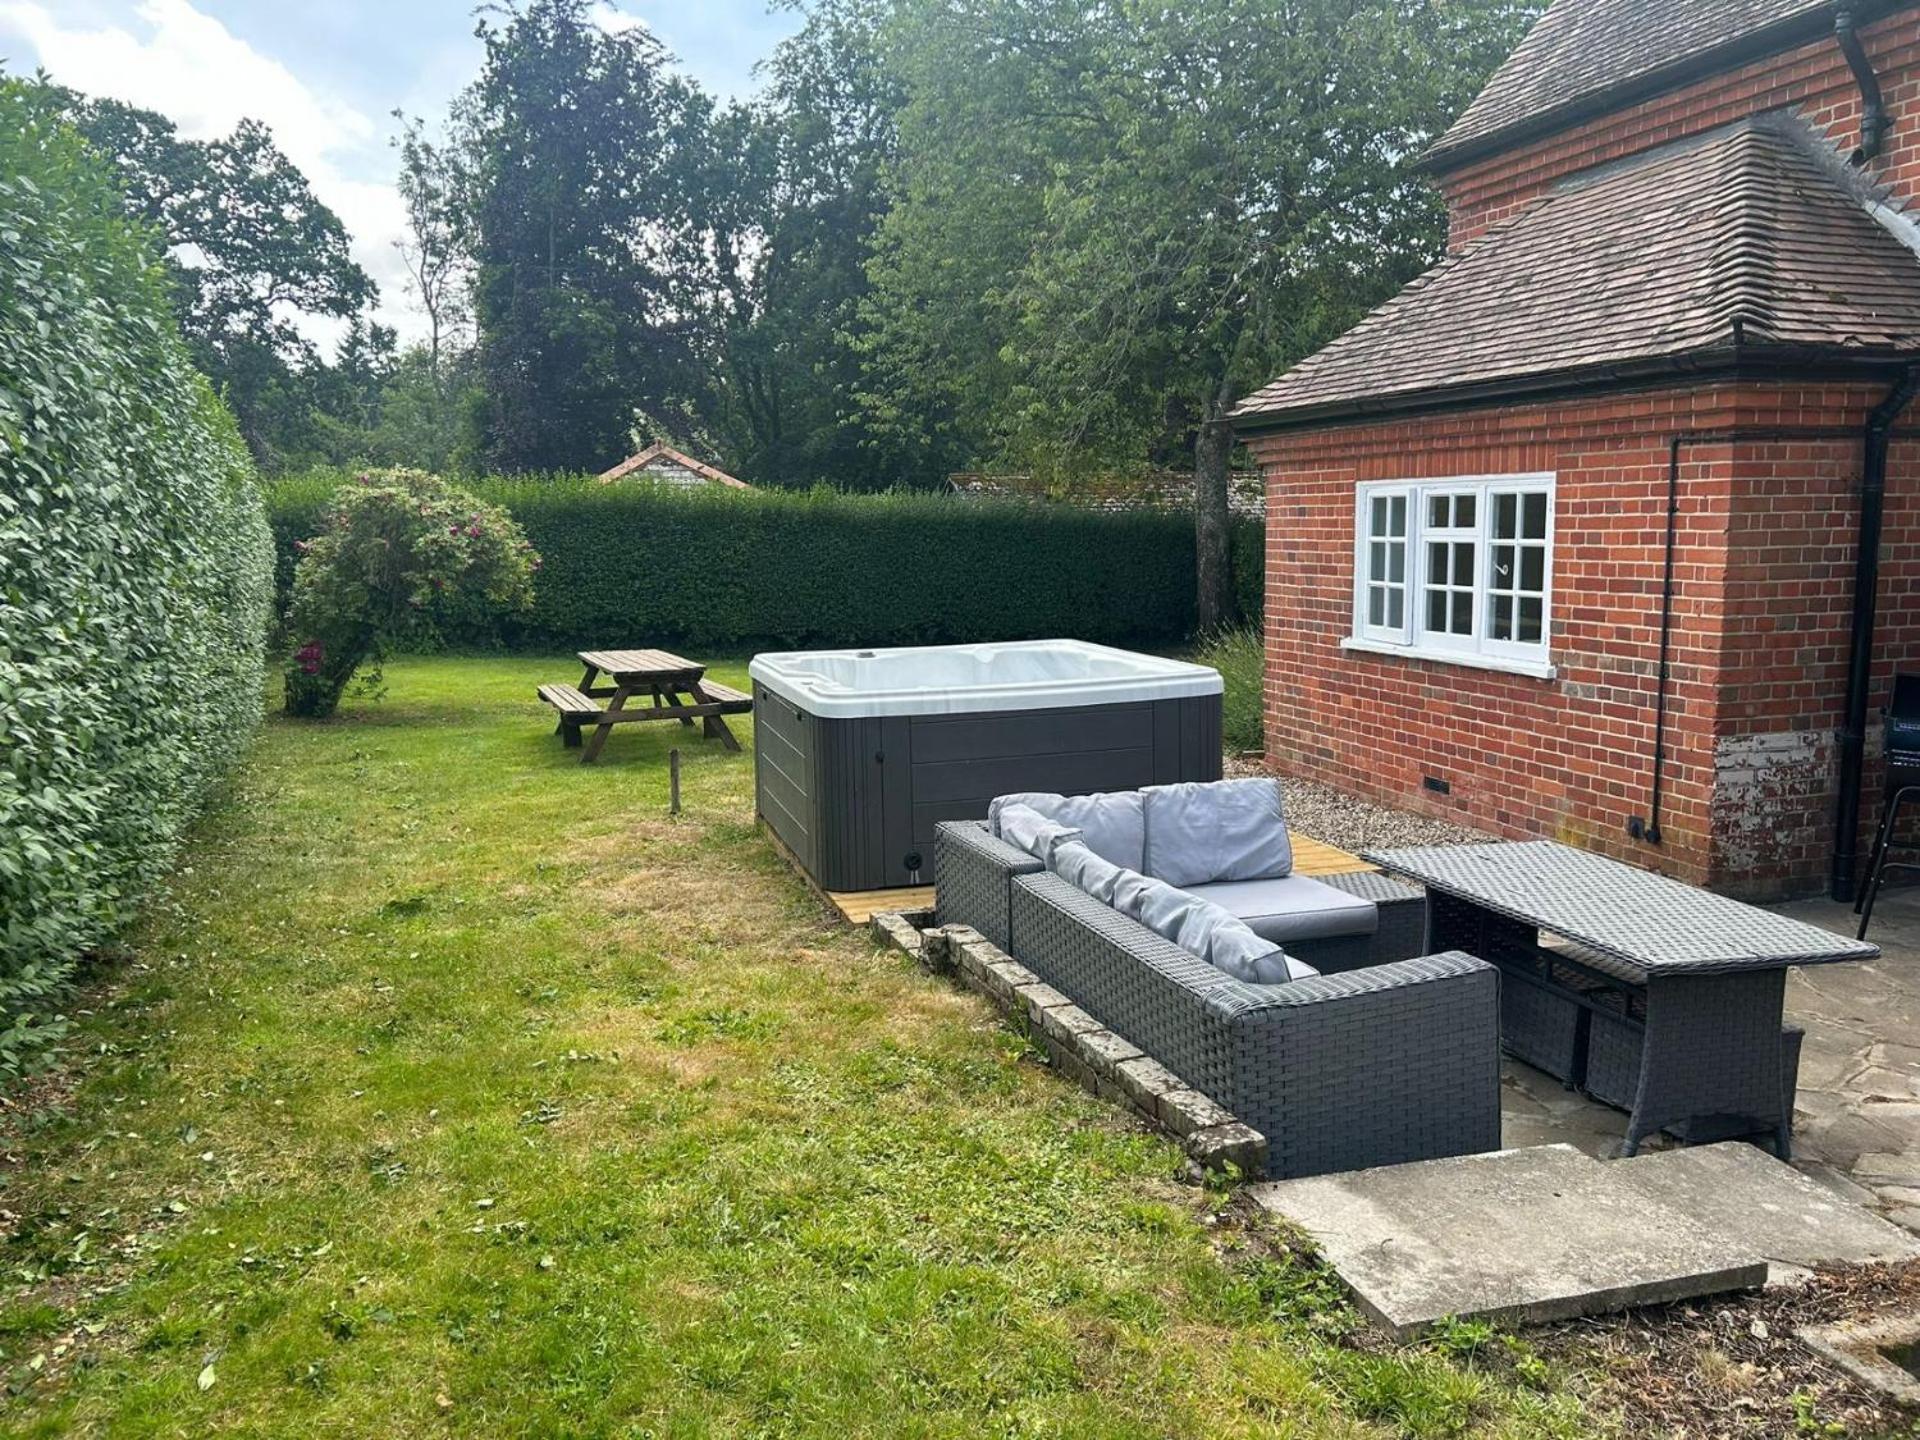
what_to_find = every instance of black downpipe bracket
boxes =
[1835,3,1892,163]
[1832,369,1920,901]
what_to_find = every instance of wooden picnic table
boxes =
[537,648,752,762]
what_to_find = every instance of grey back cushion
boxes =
[989,790,1146,872]
[995,802,1085,866]
[1142,778,1292,887]
[1050,839,1124,905]
[1112,866,1313,984]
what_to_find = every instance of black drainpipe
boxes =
[1631,434,1692,846]
[1831,368,1920,901]
[1632,422,1865,850]
[1835,3,1892,163]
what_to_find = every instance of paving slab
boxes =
[1250,1144,1766,1338]
[1613,1142,1920,1285]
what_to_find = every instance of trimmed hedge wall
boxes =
[1,83,273,1072]
[267,473,1260,650]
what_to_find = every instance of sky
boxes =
[0,0,804,346]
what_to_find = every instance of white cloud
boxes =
[0,0,422,348]
[588,2,648,37]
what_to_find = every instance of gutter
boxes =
[1831,367,1920,901]
[1229,347,1918,438]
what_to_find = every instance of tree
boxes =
[856,0,1538,622]
[450,0,722,472]
[32,83,377,463]
[393,112,470,387]
[708,0,904,488]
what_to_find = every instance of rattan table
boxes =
[1362,841,1878,1158]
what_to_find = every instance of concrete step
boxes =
[1250,1140,1920,1338]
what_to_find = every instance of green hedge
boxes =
[266,473,1256,650]
[1231,516,1264,626]
[0,83,273,1074]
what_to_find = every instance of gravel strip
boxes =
[1225,755,1495,853]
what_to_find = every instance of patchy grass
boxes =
[0,656,1593,1437]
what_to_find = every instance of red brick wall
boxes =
[1247,380,1920,899]
[1442,10,1920,245]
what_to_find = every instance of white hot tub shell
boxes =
[750,640,1223,891]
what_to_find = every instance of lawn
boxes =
[0,656,1593,1438]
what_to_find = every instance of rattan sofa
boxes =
[935,820,1503,1178]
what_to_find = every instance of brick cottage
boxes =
[1234,0,1920,900]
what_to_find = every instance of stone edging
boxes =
[868,912,1269,1178]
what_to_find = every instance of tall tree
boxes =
[451,0,719,473]
[857,0,1538,622]
[31,84,376,463]
[709,0,902,488]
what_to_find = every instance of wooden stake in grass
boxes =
[669,748,681,816]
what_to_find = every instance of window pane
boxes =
[1455,495,1476,528]
[1388,544,1405,583]
[1520,546,1544,593]
[1370,541,1386,581]
[1523,491,1548,539]
[1389,496,1406,535]
[1494,493,1517,539]
[1427,590,1447,631]
[1428,495,1449,528]
[1428,541,1449,584]
[1451,590,1472,634]
[1371,495,1388,533]
[1519,596,1543,643]
[1387,589,1404,628]
[1491,595,1513,641]
[1492,543,1514,585]
[1452,541,1475,581]
[1369,587,1385,626]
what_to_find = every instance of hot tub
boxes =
[750,640,1222,891]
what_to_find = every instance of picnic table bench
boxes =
[538,649,751,762]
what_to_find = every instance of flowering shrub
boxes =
[282,469,538,717]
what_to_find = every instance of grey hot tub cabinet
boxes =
[755,687,1222,891]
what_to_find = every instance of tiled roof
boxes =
[948,470,1266,517]
[1233,116,1920,428]
[1427,0,1846,170]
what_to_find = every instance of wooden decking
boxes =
[821,828,1375,925]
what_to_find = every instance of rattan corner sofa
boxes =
[934,795,1503,1180]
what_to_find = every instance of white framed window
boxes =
[1348,473,1555,677]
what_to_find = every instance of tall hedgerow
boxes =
[0,80,274,1074]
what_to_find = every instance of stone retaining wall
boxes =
[869,911,1269,1178]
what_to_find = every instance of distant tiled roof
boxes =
[1426,0,1854,171]
[1233,116,1920,429]
[599,441,750,488]
[948,470,1265,518]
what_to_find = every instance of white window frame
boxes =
[1345,472,1556,679]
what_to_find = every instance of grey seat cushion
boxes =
[1185,873,1378,944]
[1141,778,1291,887]
[995,803,1085,866]
[1049,839,1124,905]
[989,790,1145,871]
[1112,867,1316,983]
